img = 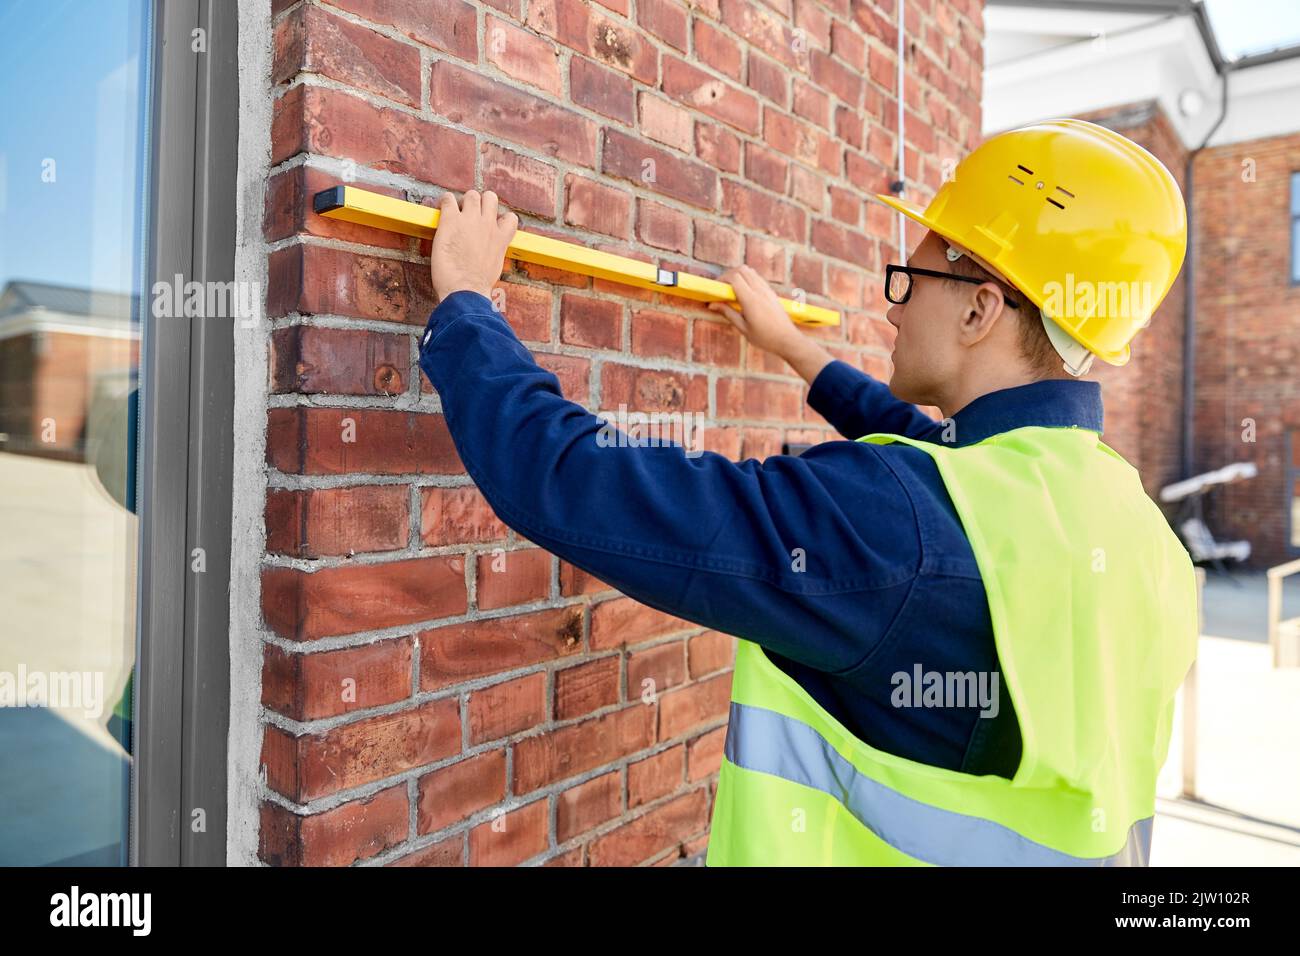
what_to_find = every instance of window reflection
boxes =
[0,0,150,866]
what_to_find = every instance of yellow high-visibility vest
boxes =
[706,426,1198,865]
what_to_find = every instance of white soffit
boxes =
[983,4,1300,149]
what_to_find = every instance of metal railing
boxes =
[1267,557,1300,669]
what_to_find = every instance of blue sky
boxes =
[0,0,150,297]
[1205,0,1300,59]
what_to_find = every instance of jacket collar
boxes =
[922,379,1104,448]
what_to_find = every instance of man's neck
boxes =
[937,365,1073,419]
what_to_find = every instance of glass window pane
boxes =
[0,0,152,865]
[1293,218,1300,284]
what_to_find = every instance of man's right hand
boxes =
[708,264,833,385]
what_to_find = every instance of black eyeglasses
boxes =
[884,264,1020,309]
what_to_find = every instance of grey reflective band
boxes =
[725,701,1152,866]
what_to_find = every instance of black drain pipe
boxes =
[1181,70,1229,480]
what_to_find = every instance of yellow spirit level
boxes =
[312,185,840,327]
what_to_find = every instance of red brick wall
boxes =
[257,0,983,866]
[1191,129,1300,566]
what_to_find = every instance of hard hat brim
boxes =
[870,192,1132,367]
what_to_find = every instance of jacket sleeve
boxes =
[806,359,939,441]
[417,291,921,674]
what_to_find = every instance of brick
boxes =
[559,561,611,596]
[695,123,741,174]
[746,52,788,106]
[513,704,656,791]
[694,19,743,81]
[716,376,805,421]
[421,485,509,545]
[687,629,734,677]
[586,788,709,866]
[387,833,464,866]
[491,279,553,343]
[554,655,620,719]
[763,108,841,174]
[265,484,409,558]
[658,673,732,740]
[637,0,688,51]
[811,218,878,268]
[793,165,828,210]
[639,93,694,152]
[792,252,824,296]
[265,165,406,249]
[743,234,780,280]
[417,748,507,832]
[721,180,805,243]
[468,799,549,865]
[628,641,686,698]
[485,15,562,95]
[526,0,657,84]
[270,326,409,396]
[744,141,788,192]
[475,548,552,610]
[536,353,591,403]
[569,55,636,125]
[564,174,632,240]
[599,363,708,414]
[266,407,462,476]
[693,221,743,268]
[561,293,622,349]
[418,606,584,690]
[661,55,760,135]
[721,0,799,67]
[481,143,558,220]
[430,59,597,167]
[628,745,683,807]
[635,199,690,254]
[809,47,862,107]
[692,318,742,366]
[262,636,414,720]
[687,726,726,781]
[262,698,461,800]
[259,784,407,866]
[272,85,475,188]
[793,79,831,127]
[274,5,421,107]
[266,244,436,324]
[556,770,621,842]
[468,672,548,743]
[320,0,477,60]
[602,129,718,210]
[261,556,467,641]
[590,596,689,650]
[630,309,687,360]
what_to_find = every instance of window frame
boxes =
[1292,171,1300,286]
[132,0,238,866]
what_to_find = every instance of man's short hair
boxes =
[943,250,1063,377]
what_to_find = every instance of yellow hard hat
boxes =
[873,118,1187,366]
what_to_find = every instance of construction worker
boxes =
[418,118,1198,866]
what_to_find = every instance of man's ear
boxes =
[956,284,1006,346]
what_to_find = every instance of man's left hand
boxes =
[430,189,519,302]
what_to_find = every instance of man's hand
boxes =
[708,264,832,384]
[430,189,519,302]
[707,264,803,356]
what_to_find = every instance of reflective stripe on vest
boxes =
[724,700,1153,867]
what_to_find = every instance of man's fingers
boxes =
[708,301,744,325]
[461,189,481,213]
[481,190,499,221]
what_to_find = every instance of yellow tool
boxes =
[313,185,840,327]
